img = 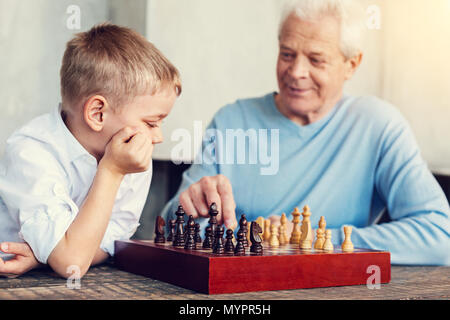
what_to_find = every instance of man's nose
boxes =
[288,56,310,79]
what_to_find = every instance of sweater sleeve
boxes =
[161,118,221,221]
[350,113,450,265]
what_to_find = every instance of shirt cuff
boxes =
[19,204,77,264]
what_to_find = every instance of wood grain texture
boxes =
[114,240,391,294]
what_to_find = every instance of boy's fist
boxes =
[100,127,154,176]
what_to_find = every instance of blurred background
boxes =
[0,0,449,238]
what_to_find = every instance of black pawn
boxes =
[213,226,225,254]
[238,214,249,247]
[194,223,202,244]
[234,229,246,255]
[173,205,186,247]
[224,229,235,253]
[167,219,176,242]
[203,226,213,249]
[184,215,196,250]
[208,203,219,245]
[154,216,166,243]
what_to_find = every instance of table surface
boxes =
[0,261,449,300]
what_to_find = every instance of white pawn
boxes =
[342,226,354,252]
[269,224,280,247]
[323,229,333,251]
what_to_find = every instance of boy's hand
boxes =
[0,242,41,276]
[99,127,154,176]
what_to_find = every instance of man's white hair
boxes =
[279,0,366,59]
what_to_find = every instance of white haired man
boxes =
[163,0,450,265]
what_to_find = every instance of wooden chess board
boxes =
[114,240,391,294]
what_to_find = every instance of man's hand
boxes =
[179,175,238,229]
[99,127,154,177]
[0,242,41,276]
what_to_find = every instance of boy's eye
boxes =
[146,122,159,128]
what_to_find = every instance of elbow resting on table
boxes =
[47,252,91,280]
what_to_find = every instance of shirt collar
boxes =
[52,104,97,163]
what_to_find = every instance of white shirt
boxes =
[0,105,152,264]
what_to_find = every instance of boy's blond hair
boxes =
[60,23,181,111]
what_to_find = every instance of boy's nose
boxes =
[151,128,163,144]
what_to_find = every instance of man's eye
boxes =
[281,52,294,60]
[310,57,323,65]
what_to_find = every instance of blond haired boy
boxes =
[0,23,181,278]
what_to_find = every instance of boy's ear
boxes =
[83,95,109,132]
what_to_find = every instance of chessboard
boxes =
[114,241,391,295]
[114,204,391,294]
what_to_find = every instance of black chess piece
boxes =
[238,214,249,247]
[250,221,263,255]
[194,223,202,244]
[202,226,213,249]
[213,226,225,254]
[167,219,176,242]
[173,205,186,247]
[185,215,196,250]
[234,229,246,255]
[224,229,235,253]
[208,203,219,245]
[154,216,166,243]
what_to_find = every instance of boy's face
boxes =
[100,89,177,154]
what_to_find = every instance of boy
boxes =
[0,23,181,278]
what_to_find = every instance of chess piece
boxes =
[202,226,213,249]
[314,228,325,249]
[250,221,263,254]
[341,226,354,252]
[319,216,326,233]
[208,202,219,245]
[269,224,280,247]
[194,223,202,244]
[184,215,197,250]
[234,229,246,255]
[278,224,288,245]
[263,219,271,242]
[279,213,289,245]
[213,226,225,254]
[246,222,251,244]
[323,229,333,251]
[238,214,249,247]
[224,229,235,253]
[173,205,186,247]
[300,205,313,250]
[167,219,176,242]
[290,207,301,244]
[256,216,265,239]
[154,216,166,243]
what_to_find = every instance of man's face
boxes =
[102,89,177,148]
[276,13,356,124]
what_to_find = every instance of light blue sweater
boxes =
[162,93,450,265]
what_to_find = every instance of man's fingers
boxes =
[216,177,237,230]
[0,242,30,256]
[0,257,25,275]
[200,178,223,224]
[188,184,209,217]
[179,191,199,219]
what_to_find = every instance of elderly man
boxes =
[163,0,449,265]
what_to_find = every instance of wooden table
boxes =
[0,261,448,300]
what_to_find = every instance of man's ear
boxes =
[83,95,109,132]
[344,51,363,80]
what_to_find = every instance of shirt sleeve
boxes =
[99,167,152,256]
[0,141,79,264]
[351,114,450,265]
